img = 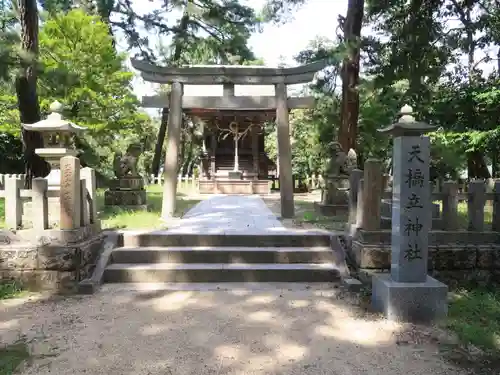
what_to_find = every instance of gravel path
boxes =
[1,283,467,375]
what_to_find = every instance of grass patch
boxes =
[447,287,500,353]
[97,184,200,229]
[0,198,4,228]
[292,200,346,231]
[457,201,493,230]
[0,282,25,300]
[0,342,30,375]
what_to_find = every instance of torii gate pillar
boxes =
[161,81,183,219]
[276,82,294,218]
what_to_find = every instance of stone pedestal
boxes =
[104,177,147,209]
[316,176,349,216]
[371,105,448,324]
[372,274,448,323]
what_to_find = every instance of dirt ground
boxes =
[1,283,469,375]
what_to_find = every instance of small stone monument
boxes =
[104,143,147,209]
[316,142,357,216]
[371,105,448,323]
[22,101,86,224]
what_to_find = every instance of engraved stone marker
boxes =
[391,137,430,282]
[371,105,448,323]
[60,156,81,230]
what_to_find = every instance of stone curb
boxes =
[78,231,121,294]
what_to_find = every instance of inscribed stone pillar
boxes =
[275,82,294,218]
[60,156,81,230]
[371,105,448,323]
[390,136,431,283]
[161,81,183,219]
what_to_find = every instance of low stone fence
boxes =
[0,156,104,292]
[150,174,199,191]
[0,168,97,230]
[347,159,500,286]
[150,173,323,194]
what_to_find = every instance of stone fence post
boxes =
[81,167,97,224]
[382,173,390,191]
[493,181,500,231]
[32,178,49,232]
[355,178,364,228]
[80,179,89,226]
[360,159,383,231]
[467,180,486,231]
[442,181,459,231]
[348,169,363,225]
[5,176,23,230]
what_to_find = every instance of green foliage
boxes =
[260,0,307,23]
[0,198,4,228]
[448,288,500,353]
[40,0,260,61]
[0,341,30,375]
[281,0,500,179]
[34,10,155,178]
[0,133,23,173]
[0,281,24,300]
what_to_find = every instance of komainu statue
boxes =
[325,142,358,177]
[113,143,142,178]
[319,141,355,211]
[105,142,146,208]
[345,148,358,173]
[325,142,347,177]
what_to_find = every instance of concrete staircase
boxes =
[102,232,346,284]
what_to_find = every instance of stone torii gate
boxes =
[131,59,329,219]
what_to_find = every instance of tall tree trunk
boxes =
[467,151,490,179]
[17,0,49,188]
[151,107,169,176]
[338,0,364,153]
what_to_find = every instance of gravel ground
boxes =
[0,283,468,375]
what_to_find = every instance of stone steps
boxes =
[104,262,341,283]
[99,232,345,284]
[121,232,333,248]
[110,246,336,264]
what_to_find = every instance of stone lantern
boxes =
[22,101,86,189]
